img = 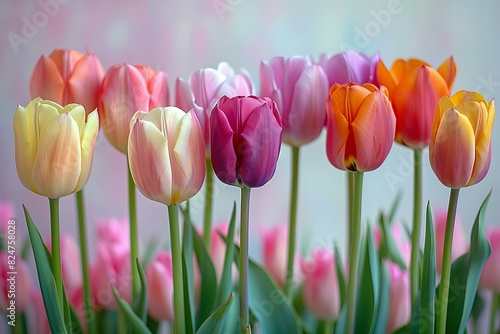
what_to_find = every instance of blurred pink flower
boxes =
[434,208,468,272]
[0,252,32,314]
[30,289,50,334]
[210,222,230,281]
[479,227,500,291]
[373,222,411,266]
[146,250,174,321]
[386,262,411,333]
[60,234,83,307]
[261,224,289,286]
[0,201,15,240]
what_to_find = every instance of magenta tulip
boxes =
[318,50,380,87]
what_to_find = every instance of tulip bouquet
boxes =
[4,48,499,334]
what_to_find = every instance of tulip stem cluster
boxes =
[346,172,364,334]
[285,147,300,296]
[239,187,251,333]
[75,190,97,334]
[410,149,423,310]
[437,188,460,334]
[49,198,63,307]
[168,204,185,334]
[203,158,214,248]
[127,164,140,298]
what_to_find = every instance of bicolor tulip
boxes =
[260,56,329,146]
[261,224,289,286]
[429,90,495,188]
[176,62,254,155]
[146,251,174,321]
[299,249,340,320]
[434,208,468,272]
[30,49,105,116]
[479,227,500,291]
[128,107,205,205]
[318,51,379,87]
[377,57,456,149]
[210,95,282,188]
[386,262,411,333]
[1,252,32,313]
[13,98,99,199]
[100,64,169,153]
[325,83,396,172]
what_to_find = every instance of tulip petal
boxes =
[68,54,105,113]
[189,68,226,110]
[29,55,65,103]
[326,96,350,171]
[148,71,169,108]
[377,60,397,95]
[322,51,371,86]
[210,105,238,185]
[175,77,195,112]
[437,56,457,90]
[147,253,174,321]
[74,110,99,192]
[13,104,36,192]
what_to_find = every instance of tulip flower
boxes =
[373,222,412,266]
[430,90,495,188]
[128,106,205,205]
[479,228,500,291]
[100,64,169,153]
[0,201,14,242]
[325,83,396,172]
[210,95,282,188]
[260,56,329,147]
[0,252,32,314]
[261,224,289,286]
[31,289,51,334]
[96,217,130,248]
[300,249,340,320]
[60,235,83,306]
[318,51,380,87]
[209,223,236,282]
[13,98,99,199]
[30,49,105,116]
[386,262,411,333]
[377,57,456,149]
[434,208,468,272]
[146,251,174,321]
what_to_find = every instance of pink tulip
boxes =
[60,234,83,307]
[300,249,340,320]
[434,208,468,272]
[261,224,289,286]
[96,217,130,248]
[128,107,206,205]
[372,222,411,266]
[210,95,282,188]
[175,62,254,155]
[479,227,500,291]
[100,64,169,153]
[260,56,329,146]
[30,49,105,116]
[318,51,380,87]
[386,262,411,333]
[146,251,174,321]
[209,223,230,281]
[30,289,50,334]
[0,252,32,314]
[0,201,14,240]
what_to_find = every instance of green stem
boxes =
[117,308,126,334]
[284,147,300,296]
[410,149,422,310]
[168,204,185,334]
[491,292,499,334]
[239,187,251,333]
[75,190,97,334]
[49,198,63,307]
[437,188,460,334]
[12,313,26,334]
[345,172,363,334]
[203,158,214,248]
[127,163,139,299]
[322,319,334,334]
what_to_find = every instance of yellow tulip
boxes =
[430,90,495,188]
[13,98,99,199]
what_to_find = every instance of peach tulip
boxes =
[377,57,456,149]
[13,98,99,199]
[326,83,396,172]
[430,90,495,188]
[147,251,174,321]
[128,107,205,205]
[30,49,105,116]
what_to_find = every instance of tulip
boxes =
[373,222,412,266]
[0,252,32,313]
[430,90,495,188]
[128,106,205,205]
[176,62,254,154]
[325,83,396,172]
[30,49,105,116]
[377,57,456,149]
[100,64,169,153]
[300,249,340,320]
[146,251,174,321]
[386,262,411,333]
[209,223,232,281]
[261,224,289,286]
[478,228,500,291]
[13,98,99,199]
[318,51,380,87]
[210,95,282,188]
[260,56,329,146]
[60,234,83,306]
[0,201,14,241]
[96,217,130,248]
[30,289,51,334]
[434,208,468,272]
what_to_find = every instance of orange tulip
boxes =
[378,57,456,149]
[430,90,495,188]
[326,83,396,172]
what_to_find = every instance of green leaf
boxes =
[445,192,492,334]
[470,292,484,322]
[112,287,152,334]
[196,292,234,334]
[61,281,83,333]
[182,202,196,334]
[24,206,67,334]
[373,260,390,333]
[334,245,346,306]
[132,258,148,322]
[216,202,237,306]
[386,190,402,226]
[355,225,379,334]
[334,305,347,334]
[379,212,407,270]
[411,203,436,334]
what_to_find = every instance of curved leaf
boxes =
[196,292,234,334]
[112,287,152,334]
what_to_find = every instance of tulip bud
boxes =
[430,90,495,188]
[146,251,174,321]
[128,107,205,205]
[0,252,32,314]
[30,49,105,117]
[386,262,410,333]
[433,208,468,272]
[100,64,169,153]
[479,228,500,291]
[210,95,282,188]
[13,98,99,199]
[326,83,396,172]
[261,224,289,286]
[318,51,380,87]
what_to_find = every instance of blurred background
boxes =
[1,0,499,261]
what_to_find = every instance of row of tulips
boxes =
[7,47,497,334]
